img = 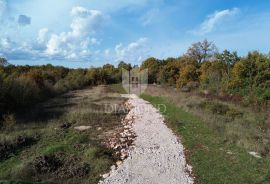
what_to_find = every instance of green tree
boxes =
[118,61,132,71]
[230,51,270,98]
[216,50,239,66]
[216,50,240,75]
[157,58,181,86]
[141,57,160,83]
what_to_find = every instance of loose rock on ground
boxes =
[99,95,194,184]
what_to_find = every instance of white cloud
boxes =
[0,6,104,61]
[0,37,39,60]
[37,28,49,43]
[78,0,156,13]
[70,7,103,36]
[127,37,148,50]
[44,6,104,60]
[194,8,239,35]
[0,38,10,49]
[140,8,159,26]
[46,34,61,55]
[115,37,149,63]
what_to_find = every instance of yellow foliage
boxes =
[199,62,212,83]
[229,61,245,88]
[176,64,197,89]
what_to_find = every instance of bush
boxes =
[6,77,42,110]
[33,153,90,178]
[199,101,229,115]
[226,108,243,119]
[34,154,63,173]
[0,135,39,161]
[1,114,16,130]
[261,89,270,101]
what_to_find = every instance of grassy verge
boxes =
[141,94,270,184]
[0,86,127,184]
[109,84,127,94]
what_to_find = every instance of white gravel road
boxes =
[100,95,194,184]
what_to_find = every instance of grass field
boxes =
[142,85,270,184]
[0,85,127,184]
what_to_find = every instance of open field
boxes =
[0,85,127,184]
[142,85,270,184]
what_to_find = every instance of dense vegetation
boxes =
[0,39,269,119]
[141,40,270,107]
[0,62,132,118]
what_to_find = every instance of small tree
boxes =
[216,50,240,76]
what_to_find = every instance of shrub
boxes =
[33,153,90,178]
[0,135,39,161]
[261,89,270,101]
[226,108,243,119]
[33,154,63,173]
[198,101,230,115]
[2,114,16,130]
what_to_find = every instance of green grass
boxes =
[141,94,270,184]
[84,147,98,160]
[41,144,66,155]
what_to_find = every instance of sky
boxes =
[0,0,270,68]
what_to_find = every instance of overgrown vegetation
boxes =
[0,86,127,183]
[1,39,268,118]
[142,93,270,184]
[140,40,270,108]
[0,62,131,119]
[139,40,269,182]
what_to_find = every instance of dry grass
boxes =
[145,85,270,156]
[0,85,127,184]
[142,89,270,184]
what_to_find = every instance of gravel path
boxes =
[100,95,194,184]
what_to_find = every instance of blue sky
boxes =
[0,0,270,68]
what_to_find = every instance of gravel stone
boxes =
[99,96,194,184]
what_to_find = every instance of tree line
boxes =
[141,40,270,106]
[0,62,131,116]
[0,40,269,116]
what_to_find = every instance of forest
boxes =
[0,40,269,118]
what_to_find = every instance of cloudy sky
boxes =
[0,0,270,68]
